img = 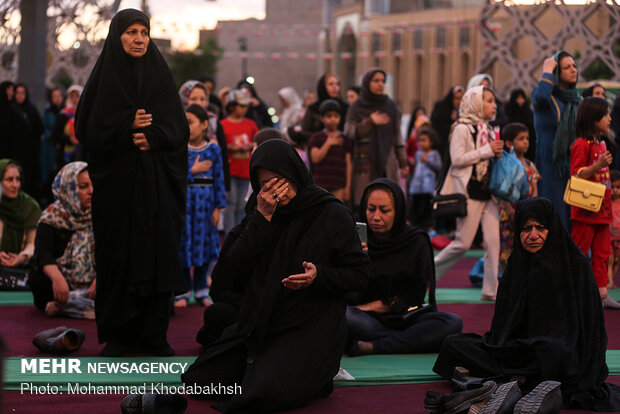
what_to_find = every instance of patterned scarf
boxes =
[179,79,217,142]
[39,161,95,289]
[551,50,581,176]
[451,86,494,180]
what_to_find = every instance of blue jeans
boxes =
[224,177,250,233]
[346,306,463,354]
[176,264,210,301]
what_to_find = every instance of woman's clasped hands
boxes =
[132,108,152,151]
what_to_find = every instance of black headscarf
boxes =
[357,178,436,310]
[430,85,463,157]
[307,74,349,130]
[505,88,536,160]
[346,69,401,180]
[488,197,620,410]
[0,82,16,159]
[249,139,337,218]
[75,8,187,160]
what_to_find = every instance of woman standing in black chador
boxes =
[75,9,188,357]
[433,197,620,411]
[12,83,44,198]
[182,139,368,413]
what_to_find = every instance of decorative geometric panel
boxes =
[0,0,118,87]
[477,0,620,100]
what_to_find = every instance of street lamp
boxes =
[237,35,248,79]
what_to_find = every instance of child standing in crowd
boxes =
[498,122,540,272]
[221,89,258,233]
[408,127,441,230]
[308,99,352,202]
[609,169,620,289]
[571,97,620,308]
[176,104,226,308]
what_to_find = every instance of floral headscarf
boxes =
[39,161,95,289]
[178,80,202,108]
[179,80,218,142]
[452,86,494,180]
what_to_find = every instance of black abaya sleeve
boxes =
[309,205,369,295]
[216,120,231,191]
[223,212,282,291]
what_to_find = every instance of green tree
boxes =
[168,36,222,86]
[573,50,614,81]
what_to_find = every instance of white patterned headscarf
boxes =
[452,86,494,180]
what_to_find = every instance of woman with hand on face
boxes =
[346,178,462,356]
[345,68,408,205]
[182,139,368,413]
[0,159,41,270]
[75,9,188,357]
[433,197,620,412]
[532,51,581,229]
[28,161,96,319]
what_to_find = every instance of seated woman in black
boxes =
[182,139,369,413]
[0,159,40,270]
[28,161,95,319]
[433,197,620,411]
[347,178,462,355]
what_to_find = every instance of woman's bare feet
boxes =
[44,301,60,316]
[200,298,213,307]
[174,298,188,308]
[358,340,374,355]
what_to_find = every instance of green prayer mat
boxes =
[6,351,620,391]
[5,287,620,306]
[0,290,32,306]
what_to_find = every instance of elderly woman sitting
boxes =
[28,161,95,319]
[347,178,462,355]
[0,159,40,270]
[433,197,620,411]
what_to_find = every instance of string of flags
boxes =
[202,17,495,61]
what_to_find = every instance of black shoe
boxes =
[514,380,562,414]
[101,340,122,357]
[478,380,523,414]
[424,380,497,414]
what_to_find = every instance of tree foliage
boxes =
[167,36,222,87]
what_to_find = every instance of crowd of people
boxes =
[3,8,620,413]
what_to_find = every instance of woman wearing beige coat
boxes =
[434,86,504,300]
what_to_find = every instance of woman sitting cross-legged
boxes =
[28,161,96,319]
[346,178,463,356]
[433,197,620,411]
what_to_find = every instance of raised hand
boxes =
[282,261,317,290]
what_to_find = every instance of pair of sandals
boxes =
[424,367,562,414]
